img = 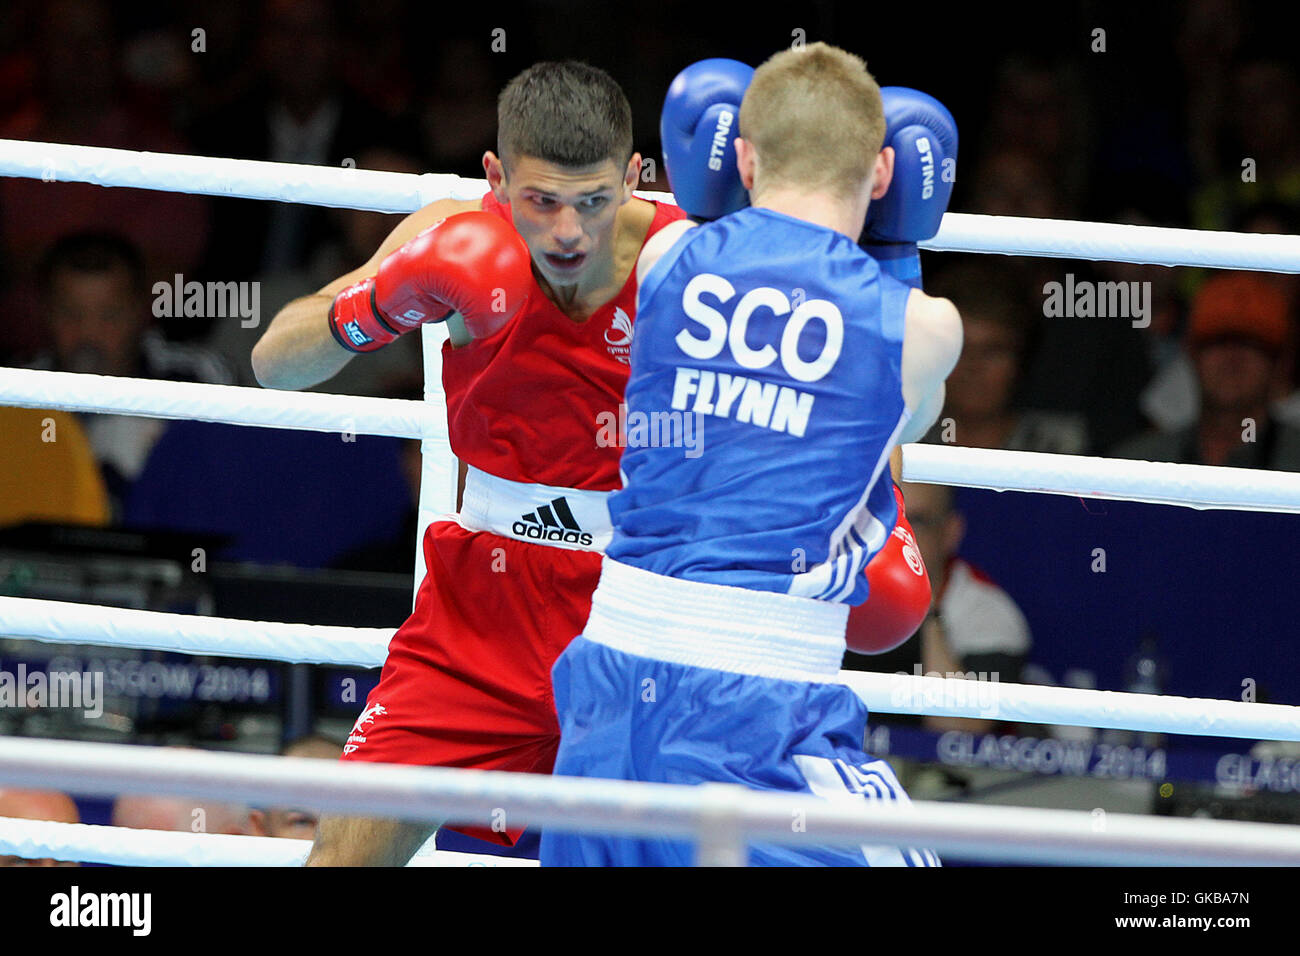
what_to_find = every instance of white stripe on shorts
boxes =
[791,754,941,867]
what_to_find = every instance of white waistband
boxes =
[457,465,613,553]
[583,557,849,682]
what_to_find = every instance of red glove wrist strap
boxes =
[328,278,402,353]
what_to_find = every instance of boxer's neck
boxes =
[536,197,656,321]
[752,187,868,241]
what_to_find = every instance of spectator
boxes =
[1234,202,1300,311]
[112,794,253,836]
[0,0,209,362]
[249,735,342,841]
[979,57,1090,214]
[1226,205,1299,426]
[1110,272,1300,469]
[844,480,1032,736]
[922,262,1089,454]
[1072,200,1189,435]
[956,142,1153,450]
[1192,57,1300,233]
[22,232,232,518]
[418,36,500,180]
[0,787,80,866]
[1177,0,1243,187]
[119,2,259,132]
[1143,206,1298,434]
[192,0,412,280]
[339,0,421,121]
[969,148,1065,222]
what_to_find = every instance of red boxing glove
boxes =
[329,211,533,353]
[845,483,932,654]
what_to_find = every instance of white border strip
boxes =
[0,817,535,867]
[1,737,1298,865]
[0,368,438,440]
[5,138,1299,271]
[902,443,1300,513]
[4,594,1299,739]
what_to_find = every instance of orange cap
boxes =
[1189,273,1293,351]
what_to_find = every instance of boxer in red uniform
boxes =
[255,61,685,864]
[253,59,930,866]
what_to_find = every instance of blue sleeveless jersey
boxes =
[606,206,911,604]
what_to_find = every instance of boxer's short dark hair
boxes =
[497,61,633,170]
[37,231,147,297]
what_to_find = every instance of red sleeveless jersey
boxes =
[442,192,686,491]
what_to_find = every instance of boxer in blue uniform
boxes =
[540,44,961,866]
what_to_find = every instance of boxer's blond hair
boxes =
[739,43,885,201]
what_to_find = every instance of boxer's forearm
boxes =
[921,617,995,735]
[252,293,355,390]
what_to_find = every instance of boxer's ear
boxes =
[735,138,757,191]
[871,146,895,201]
[484,151,509,202]
[622,153,641,202]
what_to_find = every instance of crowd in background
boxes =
[2,2,1296,523]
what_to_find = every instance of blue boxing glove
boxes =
[660,58,753,221]
[861,87,958,289]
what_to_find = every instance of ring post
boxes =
[693,783,750,867]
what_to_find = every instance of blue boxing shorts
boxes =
[539,558,940,867]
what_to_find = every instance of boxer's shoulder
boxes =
[620,195,659,237]
[610,196,669,281]
[414,196,482,225]
[635,218,696,289]
[376,198,481,261]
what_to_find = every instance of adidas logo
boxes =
[512,497,593,547]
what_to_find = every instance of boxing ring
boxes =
[1,138,1300,866]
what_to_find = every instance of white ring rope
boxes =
[0,138,483,212]
[4,138,1299,272]
[3,366,1299,514]
[902,444,1300,514]
[0,817,534,867]
[838,670,1300,741]
[0,596,392,667]
[926,212,1300,272]
[0,368,438,440]
[1,737,1298,865]
[4,594,1298,740]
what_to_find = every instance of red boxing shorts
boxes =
[340,519,601,845]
